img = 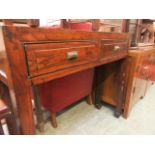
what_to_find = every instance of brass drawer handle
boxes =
[67,51,78,60]
[113,45,120,52]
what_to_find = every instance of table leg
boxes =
[94,67,103,110]
[114,58,129,118]
[33,85,44,133]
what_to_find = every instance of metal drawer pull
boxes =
[67,51,78,60]
[113,45,120,51]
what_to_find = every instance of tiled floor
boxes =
[39,85,155,135]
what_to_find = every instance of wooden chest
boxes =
[123,46,155,118]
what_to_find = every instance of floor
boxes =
[38,85,155,135]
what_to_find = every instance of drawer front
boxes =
[101,40,128,58]
[25,41,99,77]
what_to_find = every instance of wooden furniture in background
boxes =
[140,20,155,43]
[0,19,39,27]
[99,45,155,118]
[123,46,155,118]
[98,19,125,33]
[125,19,155,46]
[125,19,141,47]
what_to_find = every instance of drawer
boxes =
[24,41,99,77]
[101,40,128,58]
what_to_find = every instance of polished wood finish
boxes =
[0,25,129,134]
[0,26,20,134]
[101,39,128,58]
[98,57,130,117]
[25,41,99,77]
[96,39,129,116]
[100,45,155,118]
[123,46,155,118]
[100,62,123,106]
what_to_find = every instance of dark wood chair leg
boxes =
[0,121,4,135]
[86,94,93,105]
[94,67,103,109]
[51,113,57,128]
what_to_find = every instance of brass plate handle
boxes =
[67,51,78,60]
[113,45,120,52]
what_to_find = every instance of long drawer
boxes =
[101,39,128,58]
[24,41,99,77]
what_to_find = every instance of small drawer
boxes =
[24,41,98,77]
[101,40,128,58]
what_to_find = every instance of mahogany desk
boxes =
[0,26,129,134]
